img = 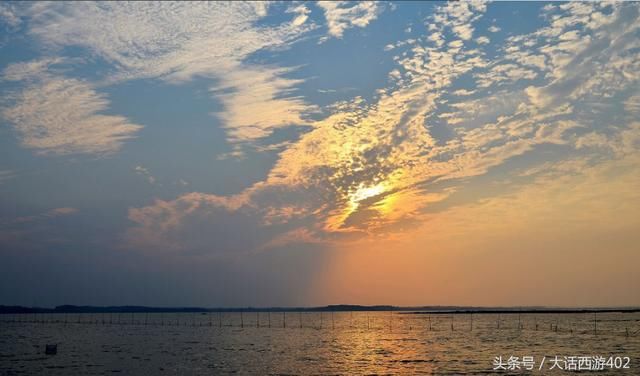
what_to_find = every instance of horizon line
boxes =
[2,304,640,314]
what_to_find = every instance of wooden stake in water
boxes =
[332,311,335,330]
[240,311,244,328]
[283,311,286,328]
[451,315,454,331]
[470,313,473,331]
[429,314,432,331]
[299,312,302,329]
[594,312,597,335]
[320,312,323,329]
[268,311,271,328]
[257,311,259,328]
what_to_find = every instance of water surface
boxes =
[1,312,638,375]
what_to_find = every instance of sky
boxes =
[0,1,639,308]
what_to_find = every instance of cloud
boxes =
[574,131,611,150]
[192,1,496,236]
[124,2,640,252]
[287,4,311,27]
[2,74,143,155]
[0,207,80,250]
[212,66,317,144]
[134,166,156,185]
[12,2,318,149]
[2,57,65,81]
[519,3,639,108]
[476,36,490,45]
[262,1,637,236]
[125,192,266,254]
[259,227,324,251]
[319,152,640,307]
[1,2,638,309]
[1,207,78,226]
[0,170,14,185]
[24,2,288,82]
[123,180,332,253]
[436,1,486,41]
[476,63,538,88]
[625,95,640,115]
[0,3,20,28]
[317,1,381,38]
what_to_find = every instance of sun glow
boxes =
[350,183,386,203]
[323,182,389,232]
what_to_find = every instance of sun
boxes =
[350,183,386,203]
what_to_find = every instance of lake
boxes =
[1,312,638,374]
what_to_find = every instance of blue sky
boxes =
[1,1,639,308]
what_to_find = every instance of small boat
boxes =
[45,344,57,355]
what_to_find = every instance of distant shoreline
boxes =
[1,305,639,314]
[402,308,640,314]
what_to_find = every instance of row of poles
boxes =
[2,312,638,337]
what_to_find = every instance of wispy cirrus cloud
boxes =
[26,2,317,146]
[2,63,143,155]
[213,66,317,145]
[25,2,289,82]
[1,207,77,227]
[0,2,20,28]
[3,2,321,156]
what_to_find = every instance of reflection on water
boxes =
[1,312,638,374]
